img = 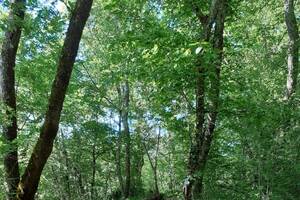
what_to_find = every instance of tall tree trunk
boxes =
[284,0,299,99]
[116,87,124,194]
[122,81,131,198]
[184,0,226,199]
[16,0,93,199]
[0,1,25,199]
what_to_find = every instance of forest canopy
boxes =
[0,0,299,200]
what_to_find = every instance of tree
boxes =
[1,0,299,199]
[17,0,93,198]
[284,0,299,99]
[0,1,26,199]
[184,0,227,199]
[1,0,93,199]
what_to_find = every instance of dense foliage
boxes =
[0,0,299,199]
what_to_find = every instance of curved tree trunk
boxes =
[16,0,93,199]
[0,1,26,199]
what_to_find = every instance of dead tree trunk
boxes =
[16,0,93,199]
[0,1,25,199]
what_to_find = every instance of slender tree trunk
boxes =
[154,127,161,196]
[104,170,110,198]
[60,131,71,200]
[284,0,299,99]
[184,0,226,199]
[134,146,144,193]
[133,128,145,193]
[167,131,175,193]
[123,81,131,198]
[91,144,96,200]
[16,1,93,199]
[0,1,25,199]
[115,87,124,194]
[143,127,161,197]
[74,166,85,197]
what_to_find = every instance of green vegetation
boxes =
[0,0,299,199]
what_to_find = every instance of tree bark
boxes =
[116,87,124,194]
[284,0,299,99]
[0,1,25,199]
[184,0,226,199]
[16,0,93,199]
